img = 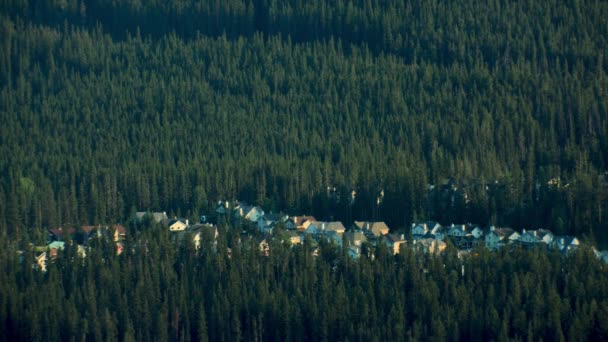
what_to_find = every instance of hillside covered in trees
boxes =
[2,220,608,341]
[1,0,608,244]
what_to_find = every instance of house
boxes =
[48,227,76,242]
[289,216,317,231]
[550,236,580,254]
[323,230,343,247]
[468,225,484,239]
[79,225,101,242]
[259,239,270,256]
[354,221,390,237]
[410,223,429,240]
[188,224,219,250]
[348,246,361,259]
[215,201,231,215]
[35,252,47,272]
[317,221,346,236]
[304,222,322,237]
[112,225,127,241]
[414,238,447,255]
[344,229,368,247]
[287,231,302,245]
[447,224,467,239]
[135,211,168,224]
[485,227,519,250]
[383,233,406,255]
[430,225,449,241]
[518,229,554,247]
[168,219,189,232]
[257,213,288,234]
[116,242,124,255]
[242,206,265,223]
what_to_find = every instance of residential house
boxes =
[35,252,47,272]
[168,219,189,232]
[215,201,231,215]
[188,223,218,250]
[354,221,390,237]
[257,213,288,234]
[485,226,520,250]
[48,227,76,242]
[323,230,343,247]
[410,222,429,240]
[112,225,127,241]
[289,216,317,232]
[348,246,361,259]
[317,221,346,236]
[550,236,580,254]
[518,229,554,247]
[468,225,484,239]
[304,222,322,238]
[259,239,270,256]
[242,206,265,223]
[414,238,447,255]
[344,229,368,247]
[383,233,406,255]
[287,231,302,245]
[447,224,467,239]
[430,225,449,241]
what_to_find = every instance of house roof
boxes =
[384,233,406,243]
[290,216,317,226]
[354,221,390,236]
[48,227,76,237]
[47,241,65,250]
[80,225,98,234]
[492,227,516,238]
[112,225,127,234]
[317,221,346,233]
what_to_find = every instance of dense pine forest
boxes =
[1,0,608,340]
[1,0,608,242]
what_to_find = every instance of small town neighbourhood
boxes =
[27,199,608,272]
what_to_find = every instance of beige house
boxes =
[354,221,390,237]
[383,234,406,255]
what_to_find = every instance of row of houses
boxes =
[410,221,581,254]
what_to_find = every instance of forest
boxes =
[2,221,608,341]
[0,0,607,245]
[0,0,608,339]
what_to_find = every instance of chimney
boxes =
[400,234,405,240]
[186,219,189,226]
[490,226,495,231]
[523,228,526,234]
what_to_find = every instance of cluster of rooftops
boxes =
[155,200,602,259]
[27,200,608,272]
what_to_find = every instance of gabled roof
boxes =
[80,225,98,234]
[49,227,76,237]
[317,221,346,233]
[384,233,406,244]
[492,227,516,238]
[354,221,390,236]
[47,241,65,250]
[112,224,127,234]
